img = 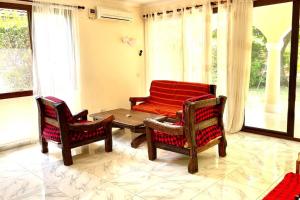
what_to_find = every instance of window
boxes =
[0,3,33,99]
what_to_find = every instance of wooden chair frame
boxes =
[297,152,300,174]
[144,96,227,174]
[36,97,114,166]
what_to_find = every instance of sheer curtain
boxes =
[225,0,253,132]
[183,0,212,83]
[32,2,80,110]
[145,4,213,89]
[145,13,183,90]
[144,0,253,133]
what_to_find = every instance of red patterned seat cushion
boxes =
[132,103,181,118]
[263,172,300,200]
[152,94,223,147]
[154,124,222,147]
[132,80,211,118]
[42,120,105,144]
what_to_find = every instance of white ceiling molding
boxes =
[101,0,142,8]
[140,0,203,13]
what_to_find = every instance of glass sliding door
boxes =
[244,2,293,133]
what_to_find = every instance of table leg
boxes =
[131,133,146,148]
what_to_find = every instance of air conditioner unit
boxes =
[96,6,133,22]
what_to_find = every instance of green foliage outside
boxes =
[211,27,269,89]
[249,27,268,89]
[212,27,300,90]
[282,35,300,87]
[0,8,32,93]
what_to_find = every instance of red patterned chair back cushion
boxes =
[182,94,218,124]
[148,80,211,107]
[153,94,223,148]
[44,96,74,123]
[183,94,223,147]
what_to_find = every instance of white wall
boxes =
[0,96,37,148]
[77,0,145,113]
[0,0,145,147]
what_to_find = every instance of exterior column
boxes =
[265,42,283,113]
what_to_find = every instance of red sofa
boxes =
[129,80,216,118]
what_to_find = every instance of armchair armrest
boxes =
[69,115,114,132]
[297,152,300,174]
[158,110,182,124]
[129,96,150,108]
[144,118,183,136]
[73,109,88,120]
[176,110,183,120]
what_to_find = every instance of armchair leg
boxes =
[188,148,198,174]
[146,127,157,160]
[62,148,73,166]
[41,139,48,153]
[105,124,113,152]
[218,136,227,157]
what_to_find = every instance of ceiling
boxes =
[113,0,174,6]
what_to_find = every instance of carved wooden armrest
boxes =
[69,115,114,131]
[144,118,183,136]
[129,96,150,108]
[73,109,88,120]
[297,152,300,174]
[176,110,183,120]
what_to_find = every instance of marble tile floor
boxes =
[0,129,299,200]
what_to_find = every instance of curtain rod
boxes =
[15,0,85,10]
[142,0,228,18]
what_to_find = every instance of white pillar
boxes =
[265,42,283,113]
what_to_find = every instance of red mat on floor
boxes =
[263,172,300,200]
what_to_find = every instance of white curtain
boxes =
[200,0,212,83]
[145,3,213,89]
[32,2,80,110]
[145,13,183,90]
[144,0,253,133]
[225,0,253,132]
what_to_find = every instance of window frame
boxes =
[0,2,33,100]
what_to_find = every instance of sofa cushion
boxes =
[149,80,211,107]
[263,172,300,200]
[132,103,181,118]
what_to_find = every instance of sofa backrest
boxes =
[149,80,215,107]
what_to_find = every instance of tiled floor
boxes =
[0,129,299,200]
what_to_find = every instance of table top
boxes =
[90,108,166,128]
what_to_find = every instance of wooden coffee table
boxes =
[90,108,166,148]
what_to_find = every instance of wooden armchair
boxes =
[36,96,114,166]
[144,94,227,174]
